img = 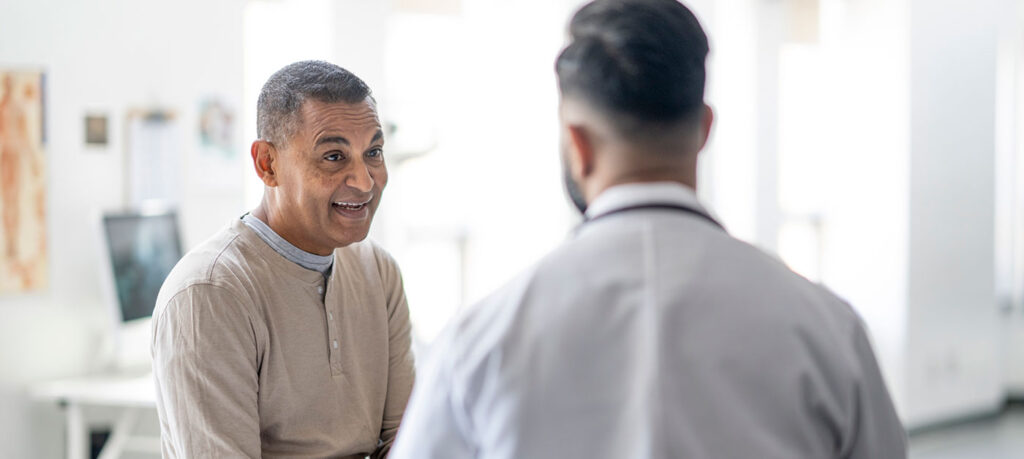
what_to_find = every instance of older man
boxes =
[153,60,414,458]
[391,1,906,458]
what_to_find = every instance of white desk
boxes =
[32,374,160,459]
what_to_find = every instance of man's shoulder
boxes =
[335,238,401,277]
[702,232,861,322]
[155,221,260,313]
[337,237,392,261]
[661,228,867,347]
[523,221,860,335]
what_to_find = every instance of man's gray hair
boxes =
[256,60,372,146]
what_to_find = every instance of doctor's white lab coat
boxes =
[391,182,907,459]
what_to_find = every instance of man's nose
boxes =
[346,162,374,193]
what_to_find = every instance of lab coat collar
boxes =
[584,181,711,221]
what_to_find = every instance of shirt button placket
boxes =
[322,282,342,375]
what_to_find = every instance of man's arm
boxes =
[151,284,262,458]
[372,252,416,458]
[843,320,908,459]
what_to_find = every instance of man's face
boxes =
[272,97,387,254]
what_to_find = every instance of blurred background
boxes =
[1,0,1023,457]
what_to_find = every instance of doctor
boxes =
[391,0,906,458]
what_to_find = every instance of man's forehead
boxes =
[298,97,381,132]
[300,96,377,117]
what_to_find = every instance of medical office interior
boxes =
[1,0,1023,457]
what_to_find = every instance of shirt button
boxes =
[328,312,334,320]
[332,340,339,349]
[317,286,324,294]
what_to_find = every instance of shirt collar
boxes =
[232,218,326,285]
[584,181,711,220]
[241,213,334,275]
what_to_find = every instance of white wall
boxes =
[998,0,1024,399]
[0,0,246,456]
[904,0,1006,427]
[810,0,912,414]
[698,0,761,243]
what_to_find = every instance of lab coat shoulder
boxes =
[699,228,875,374]
[696,226,865,339]
[690,230,906,456]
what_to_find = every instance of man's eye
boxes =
[324,152,343,161]
[366,148,384,159]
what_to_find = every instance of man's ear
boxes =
[566,124,596,179]
[697,104,714,152]
[251,140,279,187]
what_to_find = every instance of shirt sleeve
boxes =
[388,330,476,459]
[372,252,416,459]
[151,283,262,458]
[843,320,908,459]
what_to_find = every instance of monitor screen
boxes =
[102,211,183,322]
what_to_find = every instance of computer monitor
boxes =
[98,208,183,371]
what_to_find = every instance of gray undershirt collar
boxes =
[241,213,334,275]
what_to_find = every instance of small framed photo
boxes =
[85,114,108,146]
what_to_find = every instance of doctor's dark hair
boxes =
[257,60,371,146]
[555,0,709,134]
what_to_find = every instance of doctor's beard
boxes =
[561,155,588,215]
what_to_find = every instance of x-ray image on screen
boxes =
[103,212,183,322]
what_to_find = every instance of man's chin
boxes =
[325,207,376,247]
[327,227,372,249]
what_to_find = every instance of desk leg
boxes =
[97,407,139,459]
[65,401,88,459]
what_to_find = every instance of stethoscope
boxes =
[581,203,725,231]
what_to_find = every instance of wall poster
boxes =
[0,70,47,293]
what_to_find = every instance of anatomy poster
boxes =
[0,71,47,293]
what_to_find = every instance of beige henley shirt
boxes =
[152,218,414,458]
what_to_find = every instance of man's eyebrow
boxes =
[371,130,384,144]
[316,136,349,147]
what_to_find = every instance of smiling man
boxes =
[152,61,414,458]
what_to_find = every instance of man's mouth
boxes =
[332,200,370,211]
[331,197,373,217]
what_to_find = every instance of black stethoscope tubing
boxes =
[582,203,725,231]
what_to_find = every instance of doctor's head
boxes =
[250,60,387,255]
[555,0,713,214]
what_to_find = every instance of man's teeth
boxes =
[333,201,367,209]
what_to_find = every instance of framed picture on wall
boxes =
[124,109,182,207]
[85,113,109,146]
[0,70,48,293]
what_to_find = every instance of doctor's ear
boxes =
[697,104,714,151]
[251,140,279,187]
[566,124,596,179]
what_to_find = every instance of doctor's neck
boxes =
[565,99,710,203]
[582,151,699,203]
[578,122,703,203]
